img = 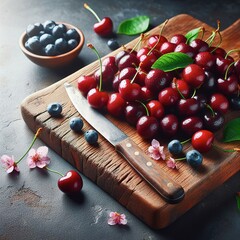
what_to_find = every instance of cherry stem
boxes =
[84,3,101,22]
[212,144,238,153]
[136,100,149,116]
[15,128,42,164]
[130,66,140,84]
[148,19,168,55]
[205,103,215,117]
[173,78,185,99]
[175,157,186,161]
[224,61,236,80]
[181,138,191,145]
[225,49,240,59]
[131,33,145,53]
[190,88,196,98]
[45,166,64,177]
[87,43,103,91]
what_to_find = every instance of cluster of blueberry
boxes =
[25,20,80,56]
[47,102,98,145]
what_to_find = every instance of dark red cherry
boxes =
[215,56,234,76]
[124,102,146,126]
[159,42,176,54]
[77,75,97,96]
[195,51,215,70]
[160,114,179,138]
[118,67,139,82]
[181,116,203,137]
[137,47,150,60]
[200,71,217,93]
[136,116,160,139]
[193,93,208,111]
[140,86,154,102]
[102,56,118,74]
[170,34,187,45]
[146,100,165,119]
[87,88,109,109]
[189,39,209,52]
[191,130,214,153]
[115,50,130,65]
[210,93,229,114]
[112,74,121,92]
[118,53,139,70]
[178,98,200,117]
[145,69,171,94]
[229,95,240,110]
[58,170,83,194]
[174,43,196,58]
[203,111,225,132]
[139,52,158,72]
[182,64,205,88]
[94,64,116,88]
[171,79,191,98]
[217,74,239,96]
[147,34,167,50]
[107,93,126,118]
[158,87,180,107]
[118,79,141,102]
[209,47,227,58]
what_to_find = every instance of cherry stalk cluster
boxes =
[77,23,240,142]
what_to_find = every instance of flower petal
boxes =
[151,139,160,148]
[28,148,36,157]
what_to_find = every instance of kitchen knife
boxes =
[64,82,185,203]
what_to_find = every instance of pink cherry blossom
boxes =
[27,146,50,169]
[148,139,166,160]
[1,155,20,173]
[107,212,127,225]
[166,157,178,169]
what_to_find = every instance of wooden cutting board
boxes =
[21,14,240,229]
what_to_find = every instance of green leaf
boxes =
[117,15,150,36]
[236,193,240,211]
[151,52,194,72]
[185,27,201,44]
[222,118,240,142]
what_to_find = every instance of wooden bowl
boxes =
[19,22,85,68]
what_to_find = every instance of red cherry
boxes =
[175,43,196,58]
[94,64,116,88]
[178,98,200,117]
[107,93,126,118]
[160,114,179,138]
[146,100,165,119]
[77,75,97,96]
[181,116,203,137]
[182,64,205,88]
[189,39,209,52]
[124,102,145,126]
[147,34,167,50]
[102,56,118,74]
[171,79,191,98]
[210,93,229,114]
[139,52,158,72]
[195,51,215,70]
[118,79,141,102]
[118,53,139,70]
[192,130,214,153]
[136,116,160,139]
[87,88,109,109]
[159,41,176,54]
[58,170,83,194]
[217,74,239,96]
[170,34,187,45]
[140,86,154,102]
[158,87,180,107]
[84,4,113,37]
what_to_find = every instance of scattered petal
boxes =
[166,157,178,169]
[108,212,127,225]
[1,155,20,173]
[27,146,50,169]
[148,139,165,160]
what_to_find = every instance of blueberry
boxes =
[44,44,57,56]
[55,38,68,54]
[43,20,56,33]
[66,28,79,41]
[186,150,203,167]
[40,33,55,47]
[58,23,67,32]
[47,102,62,117]
[168,139,183,155]
[52,25,66,38]
[84,129,98,145]
[27,36,41,53]
[26,23,44,37]
[68,39,78,50]
[69,117,84,133]
[107,39,119,50]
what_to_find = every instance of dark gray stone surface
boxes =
[0,0,240,239]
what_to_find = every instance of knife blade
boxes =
[64,82,185,203]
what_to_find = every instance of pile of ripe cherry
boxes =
[77,25,240,157]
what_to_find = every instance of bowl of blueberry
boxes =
[19,20,85,68]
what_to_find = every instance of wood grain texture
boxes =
[21,14,240,229]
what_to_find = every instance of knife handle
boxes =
[115,138,185,204]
